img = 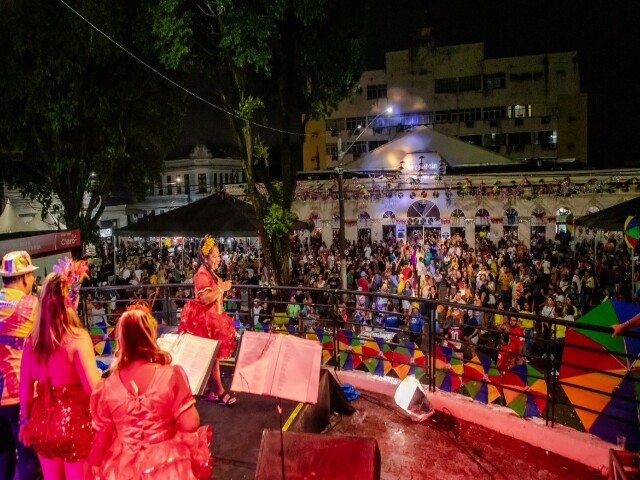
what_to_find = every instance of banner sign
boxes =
[0,229,82,258]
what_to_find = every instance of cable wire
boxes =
[56,0,323,138]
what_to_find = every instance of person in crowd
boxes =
[88,306,212,479]
[286,294,301,328]
[0,251,42,480]
[19,258,100,479]
[407,303,425,345]
[496,309,524,374]
[177,235,237,406]
[518,300,535,359]
[550,305,570,376]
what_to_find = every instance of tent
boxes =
[574,196,640,231]
[116,194,312,238]
[0,200,38,234]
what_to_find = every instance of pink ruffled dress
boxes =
[177,266,237,359]
[90,364,212,480]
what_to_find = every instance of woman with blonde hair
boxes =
[19,259,100,479]
[88,306,212,479]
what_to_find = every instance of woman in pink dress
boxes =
[177,235,237,405]
[89,307,212,479]
[19,259,101,479]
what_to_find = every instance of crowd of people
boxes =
[81,229,638,372]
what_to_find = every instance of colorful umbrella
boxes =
[338,329,362,371]
[404,340,426,380]
[624,216,639,250]
[434,345,464,392]
[502,363,548,418]
[361,337,392,376]
[89,325,116,356]
[560,299,640,450]
[463,353,502,404]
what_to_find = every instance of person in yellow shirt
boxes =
[519,301,535,359]
[551,305,570,376]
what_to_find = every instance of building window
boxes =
[366,84,387,100]
[212,173,218,188]
[349,142,367,157]
[434,110,458,123]
[176,175,182,194]
[508,132,532,145]
[483,133,507,147]
[326,143,339,159]
[198,174,206,193]
[166,175,172,195]
[509,104,532,118]
[157,182,163,196]
[326,118,344,134]
[346,116,367,132]
[435,77,458,93]
[460,108,481,121]
[435,75,481,93]
[225,173,229,184]
[483,106,507,120]
[534,131,556,145]
[483,73,506,90]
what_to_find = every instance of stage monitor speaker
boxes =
[255,429,380,480]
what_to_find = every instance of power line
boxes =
[56,0,326,139]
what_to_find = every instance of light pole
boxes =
[334,107,392,289]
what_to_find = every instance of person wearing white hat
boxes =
[0,251,42,480]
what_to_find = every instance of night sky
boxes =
[175,0,640,168]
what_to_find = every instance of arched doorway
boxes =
[504,208,519,240]
[382,210,396,242]
[475,208,490,240]
[406,200,441,241]
[531,207,546,241]
[451,208,465,238]
[556,207,573,234]
[358,211,371,241]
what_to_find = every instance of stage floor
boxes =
[199,365,603,480]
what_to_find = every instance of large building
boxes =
[303,28,587,171]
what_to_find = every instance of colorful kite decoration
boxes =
[434,345,464,392]
[361,337,392,376]
[390,343,412,380]
[502,363,548,418]
[306,328,334,365]
[404,341,427,380]
[90,325,116,356]
[338,329,362,371]
[624,216,639,250]
[560,300,640,450]
[463,353,502,404]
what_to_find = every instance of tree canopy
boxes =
[151,0,364,282]
[0,0,188,246]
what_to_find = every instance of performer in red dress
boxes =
[178,236,237,406]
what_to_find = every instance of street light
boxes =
[334,106,393,289]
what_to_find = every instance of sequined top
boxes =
[0,287,37,406]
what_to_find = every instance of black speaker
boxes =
[255,429,381,480]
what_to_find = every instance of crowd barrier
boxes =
[80,283,639,450]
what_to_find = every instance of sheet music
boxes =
[271,335,321,403]
[231,331,278,395]
[231,331,321,404]
[158,333,219,395]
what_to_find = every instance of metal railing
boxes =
[80,283,639,449]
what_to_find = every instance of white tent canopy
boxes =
[351,125,523,171]
[0,200,38,234]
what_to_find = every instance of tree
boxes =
[0,0,188,251]
[151,0,364,284]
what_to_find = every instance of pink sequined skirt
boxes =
[30,382,94,461]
